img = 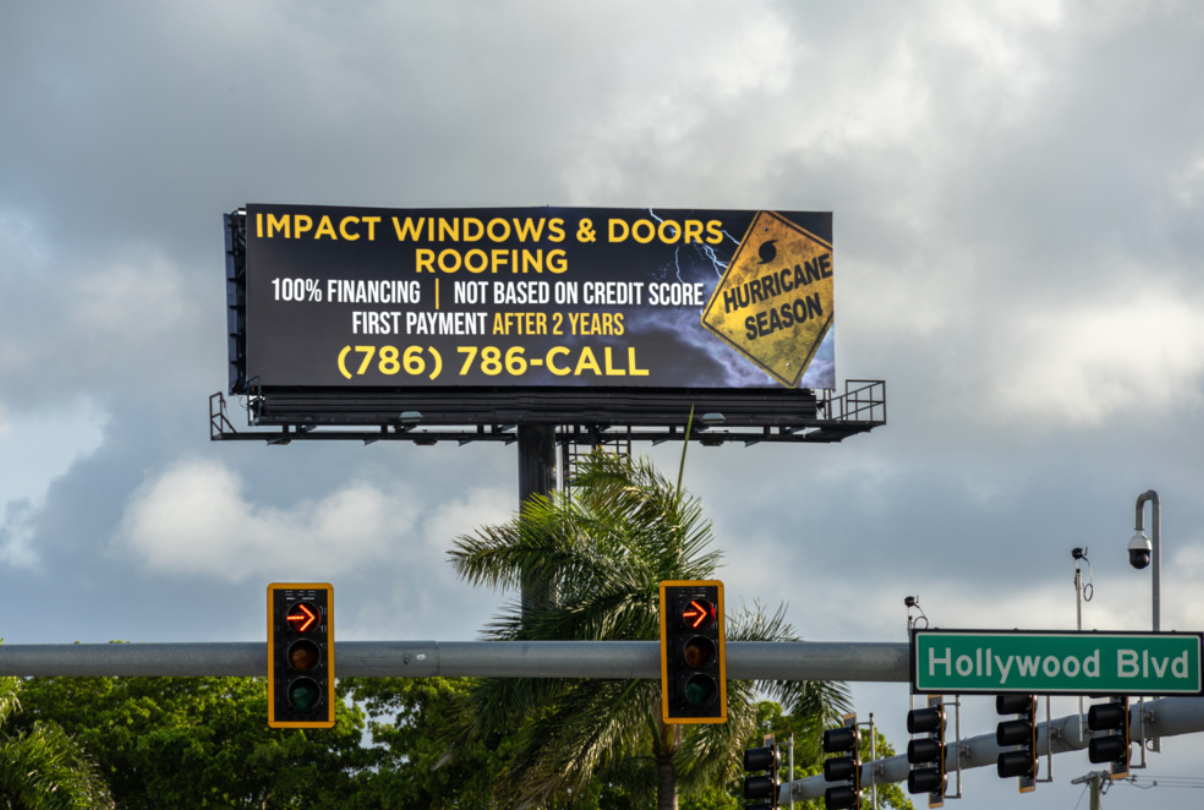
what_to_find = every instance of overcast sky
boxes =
[3,1,1204,806]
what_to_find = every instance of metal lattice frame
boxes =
[208,379,885,447]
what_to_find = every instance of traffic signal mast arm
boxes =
[0,639,909,679]
[780,699,1195,805]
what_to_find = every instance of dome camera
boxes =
[1128,532,1152,570]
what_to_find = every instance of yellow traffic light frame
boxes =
[268,582,336,729]
[659,580,727,724]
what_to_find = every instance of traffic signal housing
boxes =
[659,580,726,724]
[743,743,780,810]
[906,695,946,808]
[268,583,335,729]
[822,713,860,810]
[1087,696,1131,779]
[995,694,1037,793]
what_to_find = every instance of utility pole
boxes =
[1071,771,1109,810]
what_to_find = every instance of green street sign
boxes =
[912,630,1204,696]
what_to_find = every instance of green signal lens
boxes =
[288,678,322,710]
[683,674,717,707]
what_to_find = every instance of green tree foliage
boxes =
[676,699,913,810]
[790,732,914,810]
[10,672,369,809]
[0,675,113,810]
[445,452,849,810]
[342,676,508,809]
[745,700,912,810]
[346,674,658,810]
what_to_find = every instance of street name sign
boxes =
[912,629,1204,696]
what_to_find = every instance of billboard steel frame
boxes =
[209,379,885,447]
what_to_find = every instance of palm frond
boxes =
[727,601,852,725]
[509,679,659,807]
[0,676,21,728]
[0,721,114,810]
[443,451,847,810]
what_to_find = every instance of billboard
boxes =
[233,204,834,393]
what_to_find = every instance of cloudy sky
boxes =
[3,1,1204,806]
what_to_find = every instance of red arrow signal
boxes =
[287,604,318,633]
[682,599,714,630]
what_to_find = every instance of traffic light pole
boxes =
[0,639,908,679]
[781,698,1204,805]
[8,638,1204,805]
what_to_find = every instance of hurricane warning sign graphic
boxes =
[700,211,833,387]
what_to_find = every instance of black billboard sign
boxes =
[237,204,834,392]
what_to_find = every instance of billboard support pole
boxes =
[518,424,557,622]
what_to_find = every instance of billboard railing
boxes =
[821,380,887,424]
[208,385,884,447]
[208,392,239,442]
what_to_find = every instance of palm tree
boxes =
[447,451,849,810]
[0,675,113,810]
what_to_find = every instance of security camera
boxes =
[1128,532,1152,570]
[1071,547,1087,561]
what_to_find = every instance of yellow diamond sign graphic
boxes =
[701,211,833,388]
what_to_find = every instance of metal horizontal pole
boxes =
[211,427,869,446]
[0,640,910,680]
[727,641,908,682]
[784,697,1204,804]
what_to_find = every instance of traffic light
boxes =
[906,695,946,808]
[1087,696,1131,779]
[995,694,1037,793]
[822,713,860,810]
[268,583,335,729]
[743,743,780,810]
[659,580,726,724]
